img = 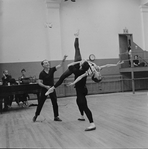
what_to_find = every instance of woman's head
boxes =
[92,71,102,83]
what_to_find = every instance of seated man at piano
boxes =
[16,68,30,106]
[20,68,26,79]
[19,69,31,84]
[1,70,14,110]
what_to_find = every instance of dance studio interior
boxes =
[0,0,148,148]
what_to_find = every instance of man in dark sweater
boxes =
[1,70,14,110]
[32,55,67,122]
[69,62,96,131]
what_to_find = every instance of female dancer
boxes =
[67,60,123,87]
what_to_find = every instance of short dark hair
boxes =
[41,61,44,66]
[21,69,26,72]
[91,75,102,83]
[41,60,50,66]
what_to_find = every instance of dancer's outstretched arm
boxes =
[67,61,81,67]
[98,61,124,70]
[67,72,87,86]
[56,55,68,70]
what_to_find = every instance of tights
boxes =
[76,87,93,123]
[54,37,94,123]
[54,38,81,88]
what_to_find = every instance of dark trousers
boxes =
[4,95,13,109]
[54,37,82,88]
[74,37,82,62]
[74,38,94,122]
[35,90,59,118]
[76,87,93,123]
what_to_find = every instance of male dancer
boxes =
[32,55,67,122]
[69,32,96,131]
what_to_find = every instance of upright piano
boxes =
[0,83,41,113]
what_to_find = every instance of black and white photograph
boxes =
[0,0,148,148]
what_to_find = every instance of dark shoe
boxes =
[54,117,62,121]
[7,105,11,108]
[3,105,9,111]
[78,118,85,121]
[85,127,96,131]
[32,116,37,122]
[29,104,38,107]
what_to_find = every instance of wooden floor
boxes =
[0,92,148,148]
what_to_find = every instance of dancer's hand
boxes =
[63,55,68,62]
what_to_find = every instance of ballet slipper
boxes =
[85,126,96,131]
[85,123,96,131]
[45,87,54,96]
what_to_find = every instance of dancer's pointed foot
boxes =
[45,86,55,96]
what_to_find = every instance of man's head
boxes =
[21,69,26,75]
[41,60,51,69]
[21,69,26,73]
[3,70,9,76]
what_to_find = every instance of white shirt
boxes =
[85,62,101,76]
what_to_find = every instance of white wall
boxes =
[60,0,143,60]
[140,5,148,52]
[0,0,144,63]
[0,0,48,63]
[141,0,148,5]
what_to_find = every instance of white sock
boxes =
[87,123,95,129]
